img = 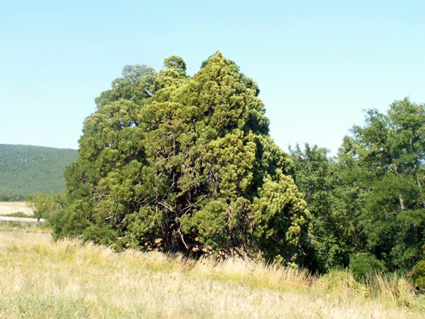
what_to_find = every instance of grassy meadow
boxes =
[0,226,424,318]
[0,202,33,216]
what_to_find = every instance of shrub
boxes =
[349,253,386,282]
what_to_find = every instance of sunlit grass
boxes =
[0,229,424,318]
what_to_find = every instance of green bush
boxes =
[26,192,64,221]
[349,253,386,282]
[411,259,425,291]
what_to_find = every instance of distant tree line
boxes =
[47,52,425,288]
[0,194,26,202]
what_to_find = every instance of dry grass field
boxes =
[0,202,33,216]
[0,226,424,318]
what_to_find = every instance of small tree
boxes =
[26,192,62,221]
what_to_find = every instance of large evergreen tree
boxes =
[54,52,310,264]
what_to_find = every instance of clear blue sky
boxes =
[1,0,424,154]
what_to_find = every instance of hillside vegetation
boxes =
[0,227,424,319]
[0,144,77,197]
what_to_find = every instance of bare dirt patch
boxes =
[0,202,34,216]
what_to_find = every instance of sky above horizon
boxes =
[1,0,424,155]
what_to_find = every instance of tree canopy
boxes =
[50,53,425,281]
[339,98,425,271]
[289,98,425,277]
[290,144,355,272]
[54,52,310,264]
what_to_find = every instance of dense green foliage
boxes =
[0,144,77,197]
[412,254,425,291]
[290,145,356,272]
[54,52,310,263]
[290,98,425,279]
[340,98,425,272]
[349,253,386,281]
[28,50,421,279]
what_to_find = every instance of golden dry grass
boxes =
[0,202,33,216]
[0,228,424,318]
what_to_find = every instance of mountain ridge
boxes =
[0,144,78,197]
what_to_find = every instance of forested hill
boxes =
[0,144,78,197]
